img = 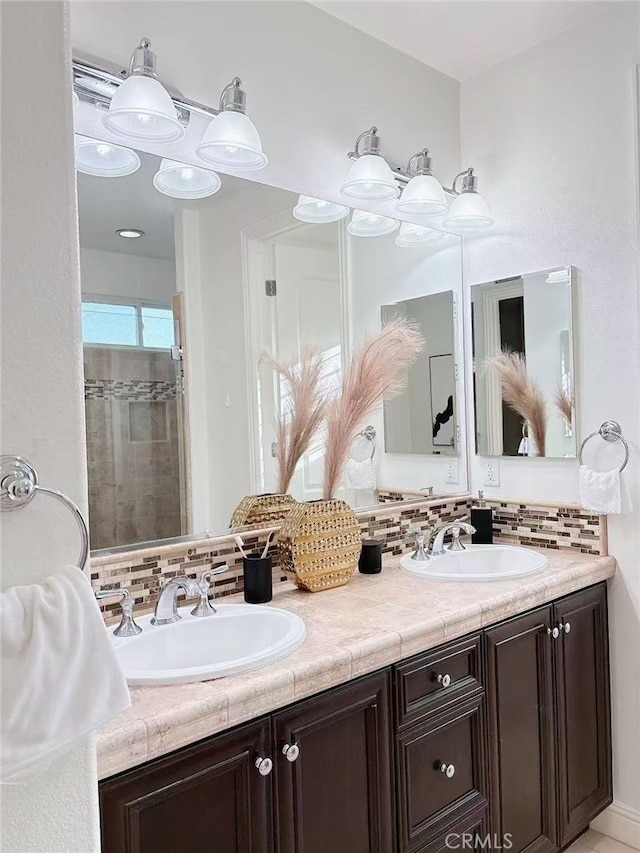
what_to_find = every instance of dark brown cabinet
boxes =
[554,585,611,846]
[484,584,612,853]
[485,606,557,853]
[100,719,272,853]
[273,670,393,853]
[99,584,611,853]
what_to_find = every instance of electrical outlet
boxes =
[445,458,459,485]
[484,460,500,487]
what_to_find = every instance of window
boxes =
[81,298,175,349]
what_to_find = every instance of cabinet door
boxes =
[485,607,557,853]
[100,719,272,853]
[554,584,612,845]
[273,671,394,853]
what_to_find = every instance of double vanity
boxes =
[98,544,614,853]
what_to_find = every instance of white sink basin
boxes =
[400,544,548,581]
[112,604,306,686]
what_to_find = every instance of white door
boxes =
[260,237,342,501]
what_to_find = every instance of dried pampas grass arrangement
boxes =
[324,318,424,499]
[262,348,328,494]
[554,385,573,424]
[485,350,548,457]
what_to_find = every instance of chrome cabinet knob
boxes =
[436,673,452,688]
[547,626,560,639]
[282,743,300,763]
[440,763,455,778]
[560,621,571,634]
[255,757,273,776]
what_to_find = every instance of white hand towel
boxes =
[1,566,130,783]
[579,465,622,515]
[346,457,376,490]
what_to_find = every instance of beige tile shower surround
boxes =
[97,547,615,779]
[92,495,605,624]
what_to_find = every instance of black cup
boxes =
[243,553,273,604]
[359,539,383,574]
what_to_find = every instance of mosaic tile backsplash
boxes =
[92,495,605,624]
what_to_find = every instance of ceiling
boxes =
[310,1,611,80]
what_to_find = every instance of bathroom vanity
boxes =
[98,557,612,853]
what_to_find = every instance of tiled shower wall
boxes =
[84,346,183,549]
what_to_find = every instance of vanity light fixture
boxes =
[117,228,145,239]
[443,168,494,231]
[348,210,399,238]
[395,222,445,248]
[74,135,141,178]
[153,159,222,199]
[102,39,185,143]
[341,128,400,201]
[196,78,268,171]
[293,195,349,224]
[395,149,448,216]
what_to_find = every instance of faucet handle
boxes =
[191,565,229,617]
[95,587,142,637]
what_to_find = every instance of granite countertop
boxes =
[97,548,616,780]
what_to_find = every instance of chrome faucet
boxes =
[152,566,228,626]
[95,587,142,637]
[429,518,476,557]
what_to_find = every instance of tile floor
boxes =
[567,830,638,853]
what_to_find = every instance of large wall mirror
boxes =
[471,267,576,459]
[75,120,467,554]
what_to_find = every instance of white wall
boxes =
[0,3,100,851]
[69,1,460,219]
[461,3,640,827]
[80,247,176,304]
[350,235,467,493]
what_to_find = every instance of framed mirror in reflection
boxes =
[77,149,467,555]
[471,267,576,459]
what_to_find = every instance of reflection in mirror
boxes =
[77,148,466,554]
[471,267,576,459]
[382,292,457,456]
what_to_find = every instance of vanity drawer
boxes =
[396,695,488,853]
[395,634,483,729]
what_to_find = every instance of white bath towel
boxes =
[346,457,376,490]
[1,566,130,783]
[579,465,622,515]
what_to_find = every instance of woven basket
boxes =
[230,493,297,530]
[278,499,362,592]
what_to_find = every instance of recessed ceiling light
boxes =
[116,228,144,239]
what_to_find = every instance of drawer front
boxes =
[396,695,488,853]
[416,803,489,853]
[395,634,483,729]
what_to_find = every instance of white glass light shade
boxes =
[395,222,445,248]
[396,174,448,216]
[75,136,141,177]
[102,75,184,143]
[153,159,221,199]
[293,196,349,224]
[443,191,494,231]
[197,111,267,171]
[348,210,399,237]
[341,154,399,201]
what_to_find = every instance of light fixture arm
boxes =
[219,77,246,113]
[450,167,477,195]
[406,148,433,176]
[348,126,382,159]
[129,38,157,78]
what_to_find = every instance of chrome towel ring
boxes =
[358,425,377,460]
[578,421,629,473]
[0,455,89,570]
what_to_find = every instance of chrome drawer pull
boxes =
[436,673,452,688]
[282,743,300,762]
[547,626,560,639]
[255,757,273,776]
[560,621,571,634]
[440,762,456,778]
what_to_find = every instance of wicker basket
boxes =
[230,493,297,530]
[278,499,362,592]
